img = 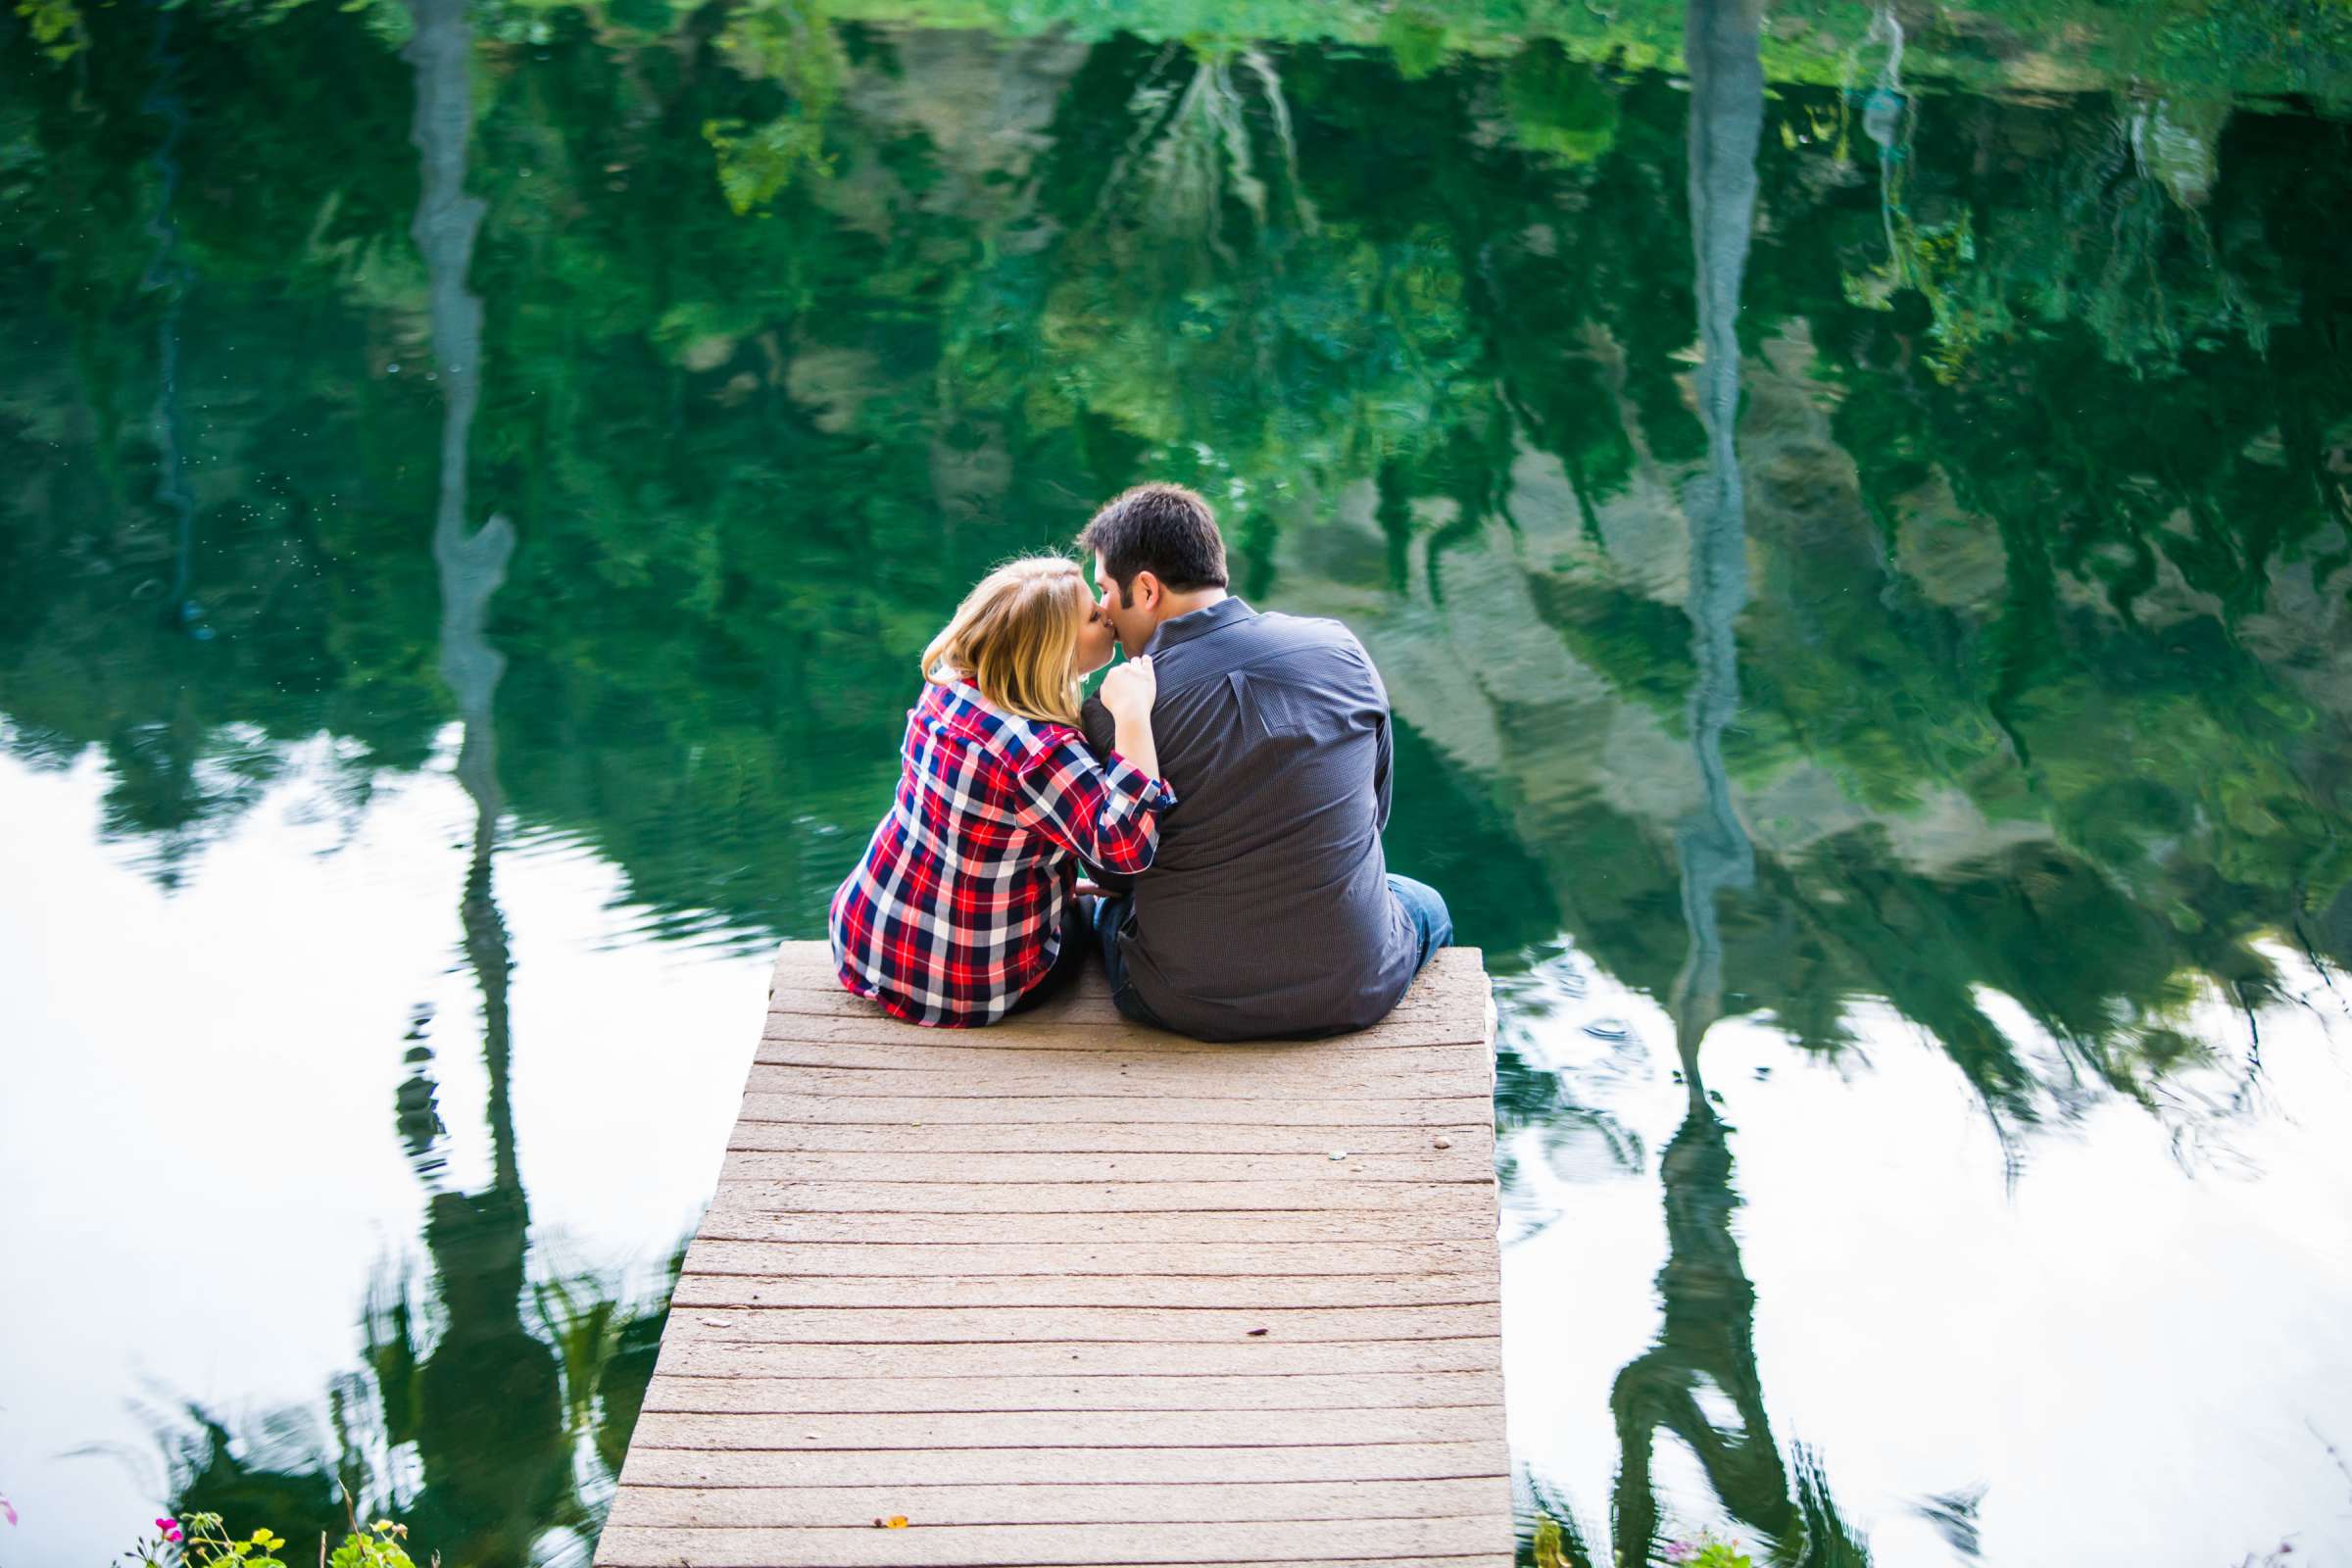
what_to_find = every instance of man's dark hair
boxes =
[1077,483,1229,601]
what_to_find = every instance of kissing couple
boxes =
[829,482,1451,1042]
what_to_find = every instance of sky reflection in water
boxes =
[4,0,2352,1561]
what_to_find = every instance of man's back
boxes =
[1084,598,1416,1040]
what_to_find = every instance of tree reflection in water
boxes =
[145,3,682,1555]
[346,0,569,1551]
[1525,1,1869,1558]
[2,0,2346,1558]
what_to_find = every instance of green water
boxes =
[5,0,2352,1561]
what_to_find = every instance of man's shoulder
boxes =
[1233,610,1380,681]
[1150,610,1386,731]
[1255,608,1368,647]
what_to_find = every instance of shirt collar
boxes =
[1143,596,1255,657]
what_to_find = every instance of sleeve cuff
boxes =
[1101,751,1178,812]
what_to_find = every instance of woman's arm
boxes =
[1110,708,1159,785]
[1011,741,1175,875]
[1013,655,1168,873]
[1098,654,1158,780]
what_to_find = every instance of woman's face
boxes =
[1073,589,1117,677]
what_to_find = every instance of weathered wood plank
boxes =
[1045,1560,1499,1567]
[664,1303,1498,1344]
[706,1181,1494,1214]
[617,1476,1508,1526]
[757,1006,1493,1049]
[692,1207,1494,1246]
[620,1442,1508,1491]
[681,1239,1499,1277]
[769,950,1494,1004]
[642,1369,1501,1415]
[722,1121,1489,1155]
[1002,1560,1499,1568]
[762,949,1489,1000]
[742,1062,1494,1100]
[764,973,1491,1024]
[751,1039,1488,1074]
[765,971,1494,1018]
[649,1338,1504,1381]
[619,1442,1509,1490]
[766,945,1491,1007]
[725,1094,1494,1127]
[716,1150,1489,1184]
[597,1517,1502,1567]
[598,942,1507,1567]
[667,1271,1499,1310]
[627,1407,1499,1449]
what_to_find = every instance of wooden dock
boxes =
[595,940,1510,1568]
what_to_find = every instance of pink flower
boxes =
[1,1494,18,1526]
[157,1517,182,1543]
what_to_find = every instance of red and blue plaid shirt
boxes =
[829,679,1176,1027]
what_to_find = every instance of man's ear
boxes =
[1130,569,1162,612]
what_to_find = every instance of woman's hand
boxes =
[1099,655,1160,782]
[1099,654,1157,722]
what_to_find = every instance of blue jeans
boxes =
[1092,892,1169,1030]
[1387,872,1454,976]
[1093,873,1453,1032]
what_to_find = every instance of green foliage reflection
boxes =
[5,2,2352,1558]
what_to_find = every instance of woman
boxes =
[829,556,1170,1026]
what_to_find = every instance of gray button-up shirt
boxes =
[1083,598,1415,1041]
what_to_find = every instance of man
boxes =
[1077,482,1451,1041]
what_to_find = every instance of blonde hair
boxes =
[921,556,1091,726]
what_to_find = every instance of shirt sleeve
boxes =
[1011,734,1178,876]
[1354,634,1395,834]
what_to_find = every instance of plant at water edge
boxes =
[117,1514,428,1568]
[327,1519,422,1568]
[120,1514,279,1567]
[1663,1535,1753,1568]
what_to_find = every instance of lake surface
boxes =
[6,0,2352,1561]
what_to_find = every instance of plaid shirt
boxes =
[830,679,1176,1026]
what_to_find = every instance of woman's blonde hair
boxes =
[921,556,1091,726]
